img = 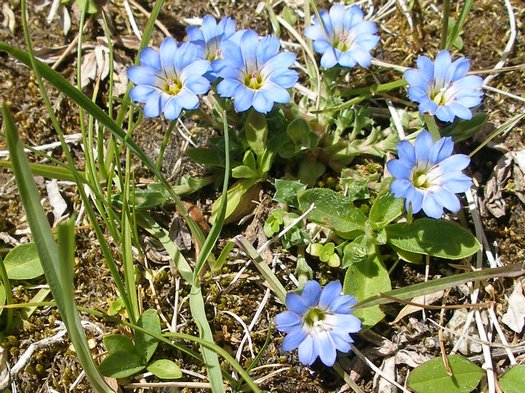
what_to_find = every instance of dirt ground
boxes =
[0,0,524,392]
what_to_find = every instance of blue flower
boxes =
[404,50,484,122]
[127,38,211,120]
[304,4,379,69]
[275,280,361,366]
[186,15,237,80]
[387,130,473,219]
[214,29,298,114]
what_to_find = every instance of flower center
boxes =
[244,70,264,90]
[303,307,326,327]
[412,169,430,189]
[164,78,182,96]
[334,32,350,52]
[430,87,448,106]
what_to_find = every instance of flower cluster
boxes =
[127,15,298,118]
[305,4,379,69]
[387,130,473,219]
[275,280,361,366]
[404,50,484,122]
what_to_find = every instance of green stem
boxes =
[0,257,13,333]
[423,113,441,141]
[441,0,451,50]
[156,120,176,171]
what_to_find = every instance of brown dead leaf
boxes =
[502,278,525,333]
[391,290,444,324]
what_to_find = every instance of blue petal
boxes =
[418,99,438,115]
[139,47,161,69]
[143,92,163,118]
[268,69,298,88]
[438,154,470,172]
[433,50,452,88]
[312,39,332,54]
[330,331,352,353]
[159,37,178,75]
[318,10,333,36]
[449,57,470,81]
[252,91,273,114]
[282,326,308,351]
[319,280,342,309]
[405,187,424,213]
[416,55,434,81]
[181,60,211,82]
[233,87,255,112]
[446,101,472,120]
[163,97,182,120]
[441,175,473,193]
[317,331,337,366]
[257,35,281,66]
[217,79,241,98]
[435,105,454,122]
[390,179,413,199]
[327,314,361,334]
[348,47,372,68]
[261,83,290,104]
[387,159,413,180]
[218,17,236,38]
[344,5,364,30]
[421,193,444,219]
[285,293,308,315]
[405,69,430,91]
[177,89,199,110]
[320,48,339,69]
[261,52,296,78]
[240,30,259,71]
[428,136,453,165]
[186,25,204,43]
[130,85,156,102]
[338,52,357,68]
[397,140,416,163]
[328,294,358,314]
[275,311,302,333]
[175,42,203,71]
[200,15,219,42]
[127,65,163,87]
[433,188,461,212]
[298,334,318,365]
[415,130,433,163]
[301,280,322,307]
[329,4,346,32]
[185,76,211,95]
[407,87,428,102]
[304,24,326,41]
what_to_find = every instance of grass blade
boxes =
[3,103,113,392]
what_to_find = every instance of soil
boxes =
[1,0,525,392]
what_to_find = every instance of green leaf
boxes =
[103,334,136,355]
[0,282,5,316]
[147,359,183,380]
[4,243,44,280]
[232,165,258,179]
[99,351,146,379]
[287,118,310,146]
[75,0,102,14]
[297,160,326,186]
[369,191,404,229]
[386,219,480,260]
[343,252,391,329]
[342,235,370,267]
[407,355,483,393]
[211,178,259,224]
[298,188,367,238]
[245,111,268,157]
[273,179,306,208]
[186,147,224,167]
[135,309,161,363]
[499,364,525,393]
[441,113,488,142]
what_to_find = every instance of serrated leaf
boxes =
[499,364,525,393]
[369,191,404,229]
[298,188,367,238]
[103,334,136,355]
[147,359,183,380]
[4,243,44,280]
[386,219,480,260]
[135,309,161,363]
[407,355,483,393]
[273,179,306,208]
[99,351,145,379]
[343,252,390,329]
